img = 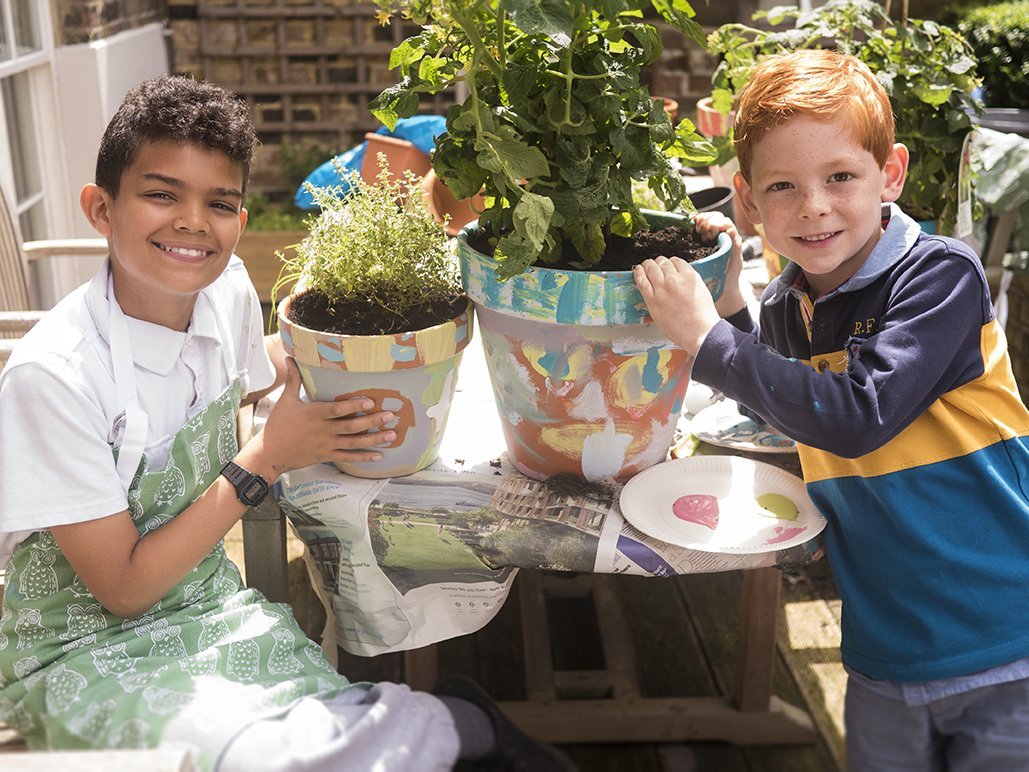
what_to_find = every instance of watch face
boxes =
[240,477,268,505]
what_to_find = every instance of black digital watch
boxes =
[220,462,270,507]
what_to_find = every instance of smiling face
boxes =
[81,139,248,330]
[735,114,907,297]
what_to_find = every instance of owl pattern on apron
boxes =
[0,267,351,768]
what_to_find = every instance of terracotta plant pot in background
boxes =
[457,210,732,483]
[693,97,758,237]
[361,132,432,184]
[420,168,485,237]
[278,294,474,478]
[695,96,732,139]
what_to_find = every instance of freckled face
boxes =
[81,139,247,330]
[735,115,906,297]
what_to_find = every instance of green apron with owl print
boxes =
[0,379,350,769]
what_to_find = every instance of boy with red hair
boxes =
[636,50,1029,769]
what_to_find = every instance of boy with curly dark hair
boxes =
[0,74,573,772]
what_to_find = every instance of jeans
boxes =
[845,671,1029,771]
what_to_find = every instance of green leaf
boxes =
[507,0,574,42]
[477,135,551,181]
[649,0,704,46]
[913,83,954,107]
[494,233,540,280]
[369,84,419,131]
[571,222,607,267]
[418,56,448,88]
[625,23,662,65]
[711,89,735,115]
[609,210,634,237]
[513,192,555,249]
[389,39,425,71]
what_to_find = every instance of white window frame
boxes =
[0,1,67,241]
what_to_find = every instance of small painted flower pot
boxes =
[457,211,731,483]
[278,294,474,478]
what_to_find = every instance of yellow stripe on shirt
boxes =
[800,320,1029,482]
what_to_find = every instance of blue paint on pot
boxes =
[317,342,345,363]
[391,344,418,362]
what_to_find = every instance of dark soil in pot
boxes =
[467,225,719,272]
[286,289,467,337]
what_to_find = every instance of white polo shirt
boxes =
[0,256,274,565]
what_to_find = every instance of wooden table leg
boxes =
[734,566,781,712]
[242,499,290,604]
[495,568,814,746]
[404,645,440,692]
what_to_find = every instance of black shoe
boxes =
[432,674,578,772]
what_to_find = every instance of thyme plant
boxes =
[272,157,460,331]
[370,0,717,279]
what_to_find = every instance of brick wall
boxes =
[162,1,755,202]
[166,1,446,201]
[56,0,169,45]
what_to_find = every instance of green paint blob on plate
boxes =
[755,493,799,521]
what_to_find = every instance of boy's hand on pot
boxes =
[693,211,746,318]
[634,256,721,357]
[256,358,395,474]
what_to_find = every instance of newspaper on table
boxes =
[276,342,823,657]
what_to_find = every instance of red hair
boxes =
[734,50,895,183]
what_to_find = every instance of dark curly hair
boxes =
[95,75,259,197]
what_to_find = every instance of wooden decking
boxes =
[227,523,846,772]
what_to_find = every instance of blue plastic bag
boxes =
[293,115,447,210]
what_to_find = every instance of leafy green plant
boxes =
[369,0,718,278]
[272,155,460,330]
[706,0,982,232]
[956,0,1029,109]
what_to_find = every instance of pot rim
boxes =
[278,291,471,336]
[456,211,732,326]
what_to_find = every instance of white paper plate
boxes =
[619,456,824,553]
[690,399,797,454]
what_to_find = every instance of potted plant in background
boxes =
[705,0,982,235]
[953,0,1029,137]
[369,0,732,483]
[273,158,473,479]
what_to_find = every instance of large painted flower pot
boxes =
[278,293,474,478]
[457,211,731,483]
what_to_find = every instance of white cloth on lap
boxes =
[215,683,460,772]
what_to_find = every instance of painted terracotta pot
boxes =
[278,294,474,478]
[457,211,731,483]
[695,96,733,139]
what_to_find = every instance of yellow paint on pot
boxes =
[415,320,459,365]
[521,342,592,381]
[289,325,322,366]
[608,349,675,408]
[341,336,396,372]
[539,421,645,457]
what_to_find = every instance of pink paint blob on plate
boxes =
[672,494,720,530]
[765,526,805,544]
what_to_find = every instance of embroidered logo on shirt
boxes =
[852,317,878,336]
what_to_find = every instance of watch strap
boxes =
[221,461,269,506]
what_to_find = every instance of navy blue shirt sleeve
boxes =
[692,245,989,458]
